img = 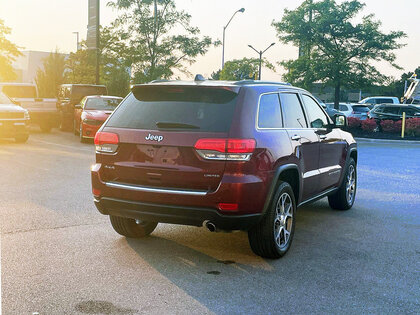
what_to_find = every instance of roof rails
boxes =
[233,80,291,86]
[149,79,171,83]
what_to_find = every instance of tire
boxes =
[59,112,70,131]
[79,124,87,143]
[248,181,296,259]
[15,134,29,143]
[40,124,52,133]
[328,158,357,210]
[73,120,78,135]
[110,215,158,238]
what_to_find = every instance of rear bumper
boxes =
[94,197,262,230]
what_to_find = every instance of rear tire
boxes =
[248,181,296,259]
[328,158,357,210]
[15,134,29,143]
[79,124,87,143]
[110,215,158,238]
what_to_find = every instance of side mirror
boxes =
[334,114,347,128]
[74,104,82,109]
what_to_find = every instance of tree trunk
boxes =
[334,82,340,110]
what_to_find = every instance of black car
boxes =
[368,104,420,121]
[57,84,108,131]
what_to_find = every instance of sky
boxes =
[1,0,419,81]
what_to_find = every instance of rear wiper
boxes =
[156,122,200,129]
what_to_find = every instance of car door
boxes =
[279,92,320,201]
[301,94,346,193]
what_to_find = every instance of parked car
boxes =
[326,103,370,120]
[313,96,342,119]
[368,104,420,121]
[74,95,123,142]
[0,92,30,143]
[57,84,107,131]
[359,96,399,107]
[91,78,357,259]
[0,83,58,132]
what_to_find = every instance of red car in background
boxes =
[74,95,123,142]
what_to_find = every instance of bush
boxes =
[361,119,378,132]
[405,118,420,136]
[347,117,362,129]
[380,120,395,132]
[394,120,402,133]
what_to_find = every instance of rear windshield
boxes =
[72,86,107,101]
[85,97,122,110]
[352,105,370,112]
[2,85,37,98]
[106,86,239,132]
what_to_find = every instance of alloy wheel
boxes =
[346,165,356,204]
[274,192,293,250]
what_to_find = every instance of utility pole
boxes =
[72,32,79,51]
[95,0,100,85]
[248,43,276,80]
[222,8,245,69]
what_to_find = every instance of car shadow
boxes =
[122,199,369,313]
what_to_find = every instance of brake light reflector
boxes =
[194,138,256,161]
[218,203,239,211]
[94,132,119,153]
[92,188,101,197]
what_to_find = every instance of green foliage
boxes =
[219,58,275,81]
[35,50,65,98]
[107,0,217,83]
[64,35,130,97]
[273,0,406,107]
[0,19,21,81]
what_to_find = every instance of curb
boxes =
[355,137,420,145]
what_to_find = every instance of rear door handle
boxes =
[319,135,327,140]
[291,135,301,141]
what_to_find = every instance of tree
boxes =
[0,19,21,81]
[273,0,406,109]
[107,0,217,83]
[35,50,66,98]
[218,58,275,81]
[64,43,96,84]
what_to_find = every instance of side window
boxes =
[301,95,329,128]
[383,107,399,114]
[258,93,283,128]
[400,107,415,116]
[280,93,307,128]
[339,105,348,111]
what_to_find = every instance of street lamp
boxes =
[222,8,245,69]
[248,42,276,80]
[72,32,79,51]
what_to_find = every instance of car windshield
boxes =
[0,92,12,104]
[2,85,37,98]
[85,97,122,110]
[352,105,370,112]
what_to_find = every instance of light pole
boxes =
[248,42,276,80]
[222,8,245,69]
[72,32,79,51]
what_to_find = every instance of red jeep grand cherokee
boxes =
[91,79,357,258]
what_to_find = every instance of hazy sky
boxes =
[1,0,419,81]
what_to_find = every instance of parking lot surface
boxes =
[1,130,419,314]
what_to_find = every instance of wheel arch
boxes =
[262,164,301,215]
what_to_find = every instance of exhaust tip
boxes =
[203,220,217,232]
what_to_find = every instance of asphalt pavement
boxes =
[1,128,419,314]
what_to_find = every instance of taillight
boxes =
[218,203,239,211]
[94,132,119,153]
[194,138,256,161]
